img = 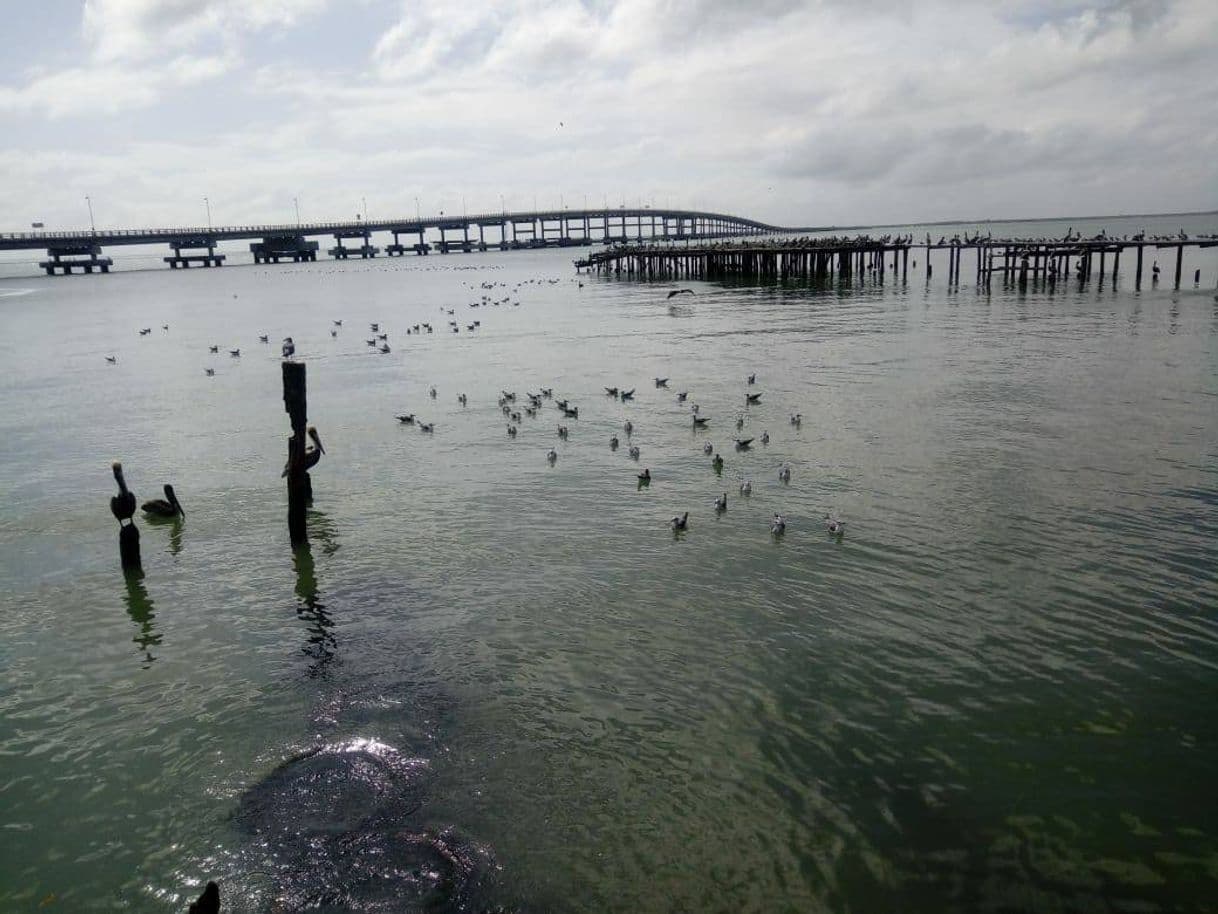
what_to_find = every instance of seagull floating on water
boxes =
[826,515,844,536]
[739,478,752,496]
[779,464,791,483]
[714,492,728,513]
[628,445,640,459]
[610,436,619,450]
[546,448,558,463]
[771,513,786,535]
[703,441,714,454]
[671,511,689,530]
[638,468,651,483]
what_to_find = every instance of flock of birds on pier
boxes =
[99,266,845,542]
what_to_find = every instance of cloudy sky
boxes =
[1,0,1215,231]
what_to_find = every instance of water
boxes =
[1,214,1216,912]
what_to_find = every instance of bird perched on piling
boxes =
[141,484,185,519]
[282,337,295,359]
[281,427,325,477]
[110,462,137,525]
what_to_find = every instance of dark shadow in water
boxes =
[293,541,337,678]
[232,741,505,912]
[122,569,161,666]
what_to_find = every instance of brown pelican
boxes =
[142,484,185,518]
[281,427,324,477]
[110,462,136,525]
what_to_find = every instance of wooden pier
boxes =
[577,233,1218,290]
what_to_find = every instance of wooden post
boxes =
[1174,244,1183,289]
[283,361,309,546]
[1136,245,1143,287]
[110,461,142,574]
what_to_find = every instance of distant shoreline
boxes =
[818,208,1218,232]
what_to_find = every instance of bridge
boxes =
[0,208,813,275]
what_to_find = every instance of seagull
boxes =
[396,413,415,424]
[747,373,756,385]
[693,415,709,427]
[703,442,714,454]
[141,484,185,519]
[105,356,116,364]
[430,386,437,398]
[620,388,635,401]
[379,343,391,353]
[610,436,619,450]
[507,425,517,437]
[677,391,688,402]
[670,511,689,531]
[204,368,215,376]
[229,349,241,357]
[605,386,619,396]
[739,478,752,496]
[826,515,844,536]
[628,445,640,459]
[333,320,343,326]
[666,289,694,299]
[282,337,295,359]
[209,345,219,353]
[624,420,633,435]
[637,468,651,483]
[712,454,724,472]
[370,322,380,332]
[790,413,802,426]
[714,492,728,513]
[771,513,786,535]
[655,377,669,387]
[746,392,761,404]
[779,464,791,483]
[735,416,745,430]
[419,422,435,433]
[458,393,468,406]
[558,425,569,438]
[259,334,269,343]
[735,438,754,449]
[546,448,558,462]
[761,431,770,444]
[330,330,338,338]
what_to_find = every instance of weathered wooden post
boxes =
[1135,245,1144,287]
[110,461,142,574]
[1174,245,1184,289]
[283,361,309,546]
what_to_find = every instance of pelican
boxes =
[671,511,689,530]
[229,349,241,357]
[747,373,756,385]
[507,425,517,437]
[628,445,640,459]
[281,426,325,476]
[209,345,219,353]
[396,413,415,424]
[546,448,558,462]
[666,289,694,299]
[746,392,761,404]
[779,464,791,483]
[771,513,786,535]
[703,442,713,454]
[204,368,215,376]
[677,391,688,402]
[377,333,388,341]
[761,431,770,444]
[714,492,728,512]
[282,337,295,359]
[712,454,724,472]
[740,478,752,496]
[638,468,651,482]
[691,404,699,413]
[562,405,579,418]
[141,484,185,519]
[655,377,669,387]
[610,435,619,449]
[109,462,136,525]
[139,328,152,336]
[735,438,753,450]
[826,515,844,536]
[105,355,116,364]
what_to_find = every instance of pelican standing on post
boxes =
[282,426,324,477]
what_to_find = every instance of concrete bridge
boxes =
[0,208,813,275]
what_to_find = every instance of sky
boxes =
[0,0,1215,232]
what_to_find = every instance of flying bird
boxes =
[666,289,694,299]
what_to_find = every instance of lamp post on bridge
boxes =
[293,196,301,227]
[500,194,505,216]
[85,195,95,235]
[362,196,368,223]
[203,196,212,230]
[414,196,421,223]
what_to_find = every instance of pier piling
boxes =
[282,362,310,547]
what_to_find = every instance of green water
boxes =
[1,218,1216,912]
